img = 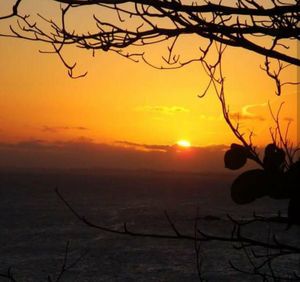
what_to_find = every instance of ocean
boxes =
[0,170,298,281]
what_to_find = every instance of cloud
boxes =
[199,114,221,121]
[0,138,229,172]
[284,117,294,122]
[0,139,49,150]
[0,137,94,151]
[41,125,89,133]
[136,105,190,115]
[230,103,267,121]
[229,112,265,121]
[115,140,227,153]
[115,140,172,152]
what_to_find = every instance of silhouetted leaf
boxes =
[288,197,300,226]
[285,160,300,194]
[224,144,248,170]
[263,143,285,172]
[231,169,268,204]
[266,172,289,199]
[286,160,300,226]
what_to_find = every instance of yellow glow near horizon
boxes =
[177,140,191,148]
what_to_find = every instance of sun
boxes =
[177,140,191,148]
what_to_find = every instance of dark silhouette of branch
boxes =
[55,187,196,240]
[198,42,264,167]
[261,58,299,96]
[0,0,22,20]
[194,209,206,282]
[48,241,88,282]
[0,241,87,282]
[0,267,17,282]
[55,187,300,280]
[268,101,300,167]
[55,187,300,251]
[0,1,299,81]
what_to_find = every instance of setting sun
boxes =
[177,140,191,148]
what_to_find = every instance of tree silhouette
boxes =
[0,1,299,79]
[0,0,299,280]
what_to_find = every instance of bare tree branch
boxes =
[55,187,300,280]
[0,1,299,80]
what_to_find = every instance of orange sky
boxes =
[0,2,298,170]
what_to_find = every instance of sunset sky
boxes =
[0,1,298,171]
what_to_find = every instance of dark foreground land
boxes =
[0,169,298,281]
